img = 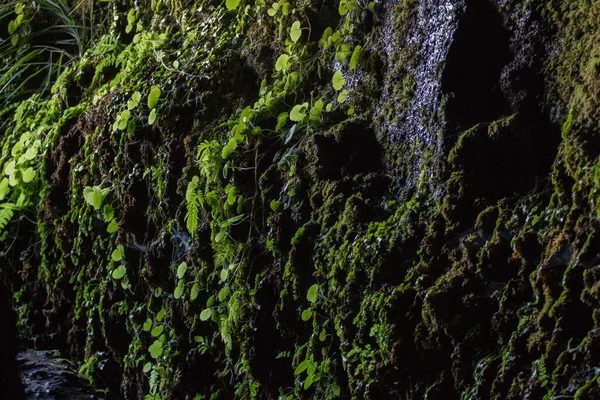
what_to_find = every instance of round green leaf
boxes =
[275,54,290,72]
[332,71,345,91]
[151,325,164,337]
[226,0,240,10]
[112,265,127,280]
[176,262,188,279]
[111,245,124,262]
[290,103,308,122]
[200,308,213,321]
[107,219,118,234]
[149,340,163,359]
[21,167,35,183]
[307,284,319,303]
[270,200,281,212]
[143,362,152,373]
[147,86,161,109]
[301,308,312,321]
[220,268,229,282]
[143,319,152,332]
[290,21,302,42]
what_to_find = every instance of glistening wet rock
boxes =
[17,351,104,400]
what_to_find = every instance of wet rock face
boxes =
[0,284,25,400]
[17,351,104,400]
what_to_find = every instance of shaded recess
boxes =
[441,0,511,134]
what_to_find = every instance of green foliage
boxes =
[332,71,345,91]
[148,86,161,109]
[185,176,201,236]
[307,284,319,303]
[84,186,110,210]
[290,21,302,42]
[226,0,240,11]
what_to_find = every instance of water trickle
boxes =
[376,0,462,194]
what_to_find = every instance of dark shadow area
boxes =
[442,0,512,134]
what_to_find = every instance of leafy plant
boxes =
[83,186,110,210]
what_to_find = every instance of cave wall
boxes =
[0,0,599,399]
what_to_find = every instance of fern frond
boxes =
[185,176,200,236]
[219,314,233,350]
[228,291,242,325]
[0,205,14,231]
[185,199,199,236]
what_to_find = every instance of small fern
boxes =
[185,176,201,236]
[219,314,233,350]
[0,206,14,231]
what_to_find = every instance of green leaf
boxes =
[148,109,157,125]
[276,112,288,131]
[107,219,118,233]
[143,319,152,331]
[290,21,302,42]
[339,0,356,15]
[22,146,37,161]
[350,45,362,70]
[103,204,115,221]
[270,200,281,212]
[332,71,345,91]
[319,330,326,341]
[290,103,308,122]
[174,280,184,299]
[337,90,348,103]
[221,139,237,159]
[295,359,311,375]
[149,340,163,359]
[148,86,161,109]
[336,42,352,62]
[21,167,35,183]
[307,284,319,303]
[143,362,152,373]
[301,308,312,321]
[200,308,213,321]
[220,268,229,282]
[127,8,136,24]
[111,245,124,262]
[310,99,324,120]
[332,384,341,396]
[8,20,16,35]
[190,283,199,300]
[226,0,239,10]
[128,92,141,109]
[117,110,130,130]
[112,265,127,280]
[275,54,290,72]
[218,286,230,302]
[0,179,9,201]
[176,262,188,279]
[156,308,165,321]
[304,374,314,390]
[5,161,15,176]
[151,325,164,337]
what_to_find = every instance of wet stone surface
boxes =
[17,351,103,400]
